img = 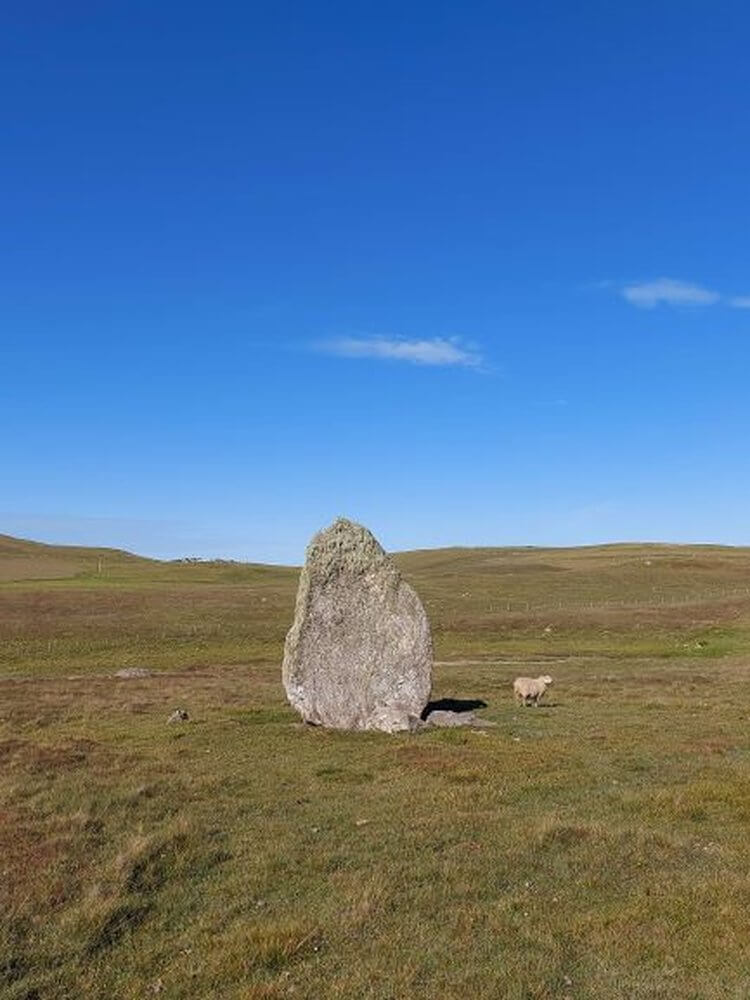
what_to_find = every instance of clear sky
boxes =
[3,2,750,563]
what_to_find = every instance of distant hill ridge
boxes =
[0,533,147,560]
[1,531,750,586]
[0,533,151,583]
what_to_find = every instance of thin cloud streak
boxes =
[621,278,720,308]
[317,336,483,368]
[618,278,750,310]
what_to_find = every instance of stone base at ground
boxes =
[422,709,497,728]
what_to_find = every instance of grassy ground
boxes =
[1,535,750,998]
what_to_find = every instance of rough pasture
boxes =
[1,537,750,998]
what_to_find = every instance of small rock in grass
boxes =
[115,667,152,679]
[167,709,189,724]
[424,710,497,729]
[425,709,478,728]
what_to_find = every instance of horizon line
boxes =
[3,530,750,567]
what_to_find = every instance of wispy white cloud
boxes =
[621,278,720,308]
[616,277,750,310]
[317,336,483,368]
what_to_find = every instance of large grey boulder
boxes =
[282,518,432,732]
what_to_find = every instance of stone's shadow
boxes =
[421,697,488,721]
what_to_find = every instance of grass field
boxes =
[2,534,750,998]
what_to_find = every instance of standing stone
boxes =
[282,518,432,732]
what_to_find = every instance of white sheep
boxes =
[513,674,553,707]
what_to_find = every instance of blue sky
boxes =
[2,2,750,563]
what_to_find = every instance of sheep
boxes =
[513,674,553,707]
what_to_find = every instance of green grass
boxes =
[2,537,750,997]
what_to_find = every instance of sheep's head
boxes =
[540,675,553,686]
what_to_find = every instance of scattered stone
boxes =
[167,709,189,724]
[282,518,432,732]
[115,667,152,679]
[425,709,479,728]
[423,709,497,729]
